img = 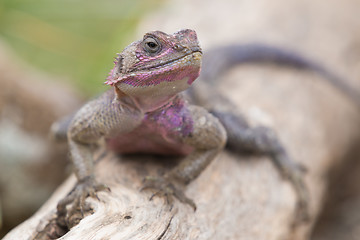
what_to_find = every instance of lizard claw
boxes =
[57,177,110,228]
[141,175,197,211]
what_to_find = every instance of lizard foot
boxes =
[141,175,196,211]
[56,176,110,228]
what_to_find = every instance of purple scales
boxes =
[106,96,194,155]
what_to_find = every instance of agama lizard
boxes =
[52,29,359,229]
[54,29,226,223]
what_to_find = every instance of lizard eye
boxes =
[143,37,161,53]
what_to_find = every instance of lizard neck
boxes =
[132,95,177,112]
[114,86,176,113]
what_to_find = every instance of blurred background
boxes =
[0,0,163,96]
[0,0,360,239]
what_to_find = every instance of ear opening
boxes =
[115,54,124,75]
[114,86,126,100]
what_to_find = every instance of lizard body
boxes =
[55,30,226,224]
[105,93,194,155]
[53,29,359,229]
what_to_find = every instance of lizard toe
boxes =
[141,175,195,211]
[56,177,110,228]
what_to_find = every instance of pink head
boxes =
[105,29,202,103]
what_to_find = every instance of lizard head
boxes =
[105,29,202,104]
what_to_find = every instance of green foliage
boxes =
[0,0,162,95]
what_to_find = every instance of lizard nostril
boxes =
[191,46,202,53]
[174,44,185,51]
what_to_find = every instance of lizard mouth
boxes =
[105,47,202,86]
[105,49,202,86]
[130,49,202,72]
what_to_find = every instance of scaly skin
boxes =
[55,29,227,225]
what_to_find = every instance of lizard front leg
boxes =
[56,140,109,219]
[56,91,143,228]
[141,106,227,210]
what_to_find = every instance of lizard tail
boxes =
[201,44,360,108]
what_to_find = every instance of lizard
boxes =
[52,29,359,230]
[54,29,226,227]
